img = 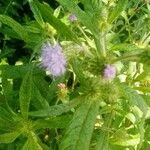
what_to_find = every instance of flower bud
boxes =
[57,83,68,103]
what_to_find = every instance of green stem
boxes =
[77,25,95,48]
[94,32,107,57]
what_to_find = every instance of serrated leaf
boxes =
[28,0,44,26]
[0,65,43,79]
[0,107,14,121]
[0,118,18,132]
[108,0,128,24]
[29,97,81,117]
[95,131,109,150]
[121,85,148,148]
[32,75,50,102]
[37,2,79,42]
[80,0,102,13]
[0,15,29,41]
[122,85,148,116]
[0,65,30,79]
[95,111,115,150]
[0,26,20,39]
[60,100,99,150]
[22,132,43,150]
[19,68,33,119]
[0,108,17,132]
[0,107,16,131]
[32,82,49,109]
[0,131,21,144]
[34,115,72,130]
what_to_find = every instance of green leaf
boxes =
[0,107,14,122]
[0,48,15,59]
[2,78,13,102]
[110,43,140,52]
[121,85,148,149]
[0,65,29,79]
[0,108,17,131]
[95,131,109,150]
[111,134,140,146]
[134,86,150,93]
[0,15,29,41]
[29,97,81,117]
[108,0,128,24]
[142,95,150,107]
[122,85,148,116]
[34,115,72,130]
[19,68,33,119]
[60,100,99,150]
[0,118,18,132]
[95,111,115,150]
[0,26,20,39]
[22,132,43,150]
[80,0,102,13]
[0,131,21,144]
[32,75,50,102]
[28,0,44,26]
[0,65,43,79]
[53,6,62,18]
[32,82,49,109]
[37,2,79,42]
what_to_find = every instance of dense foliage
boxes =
[0,0,150,150]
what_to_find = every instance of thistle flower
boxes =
[68,14,77,22]
[41,42,66,76]
[103,64,116,80]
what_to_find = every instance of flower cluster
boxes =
[103,64,117,80]
[68,14,77,22]
[41,42,66,77]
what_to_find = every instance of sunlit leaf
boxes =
[19,68,33,119]
[108,0,128,24]
[0,131,21,144]
[28,0,44,26]
[0,15,29,41]
[60,100,100,150]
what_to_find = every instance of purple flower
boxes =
[68,14,77,22]
[103,64,117,80]
[41,42,66,76]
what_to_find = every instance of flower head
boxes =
[41,42,66,76]
[57,83,66,89]
[68,14,77,22]
[103,64,116,80]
